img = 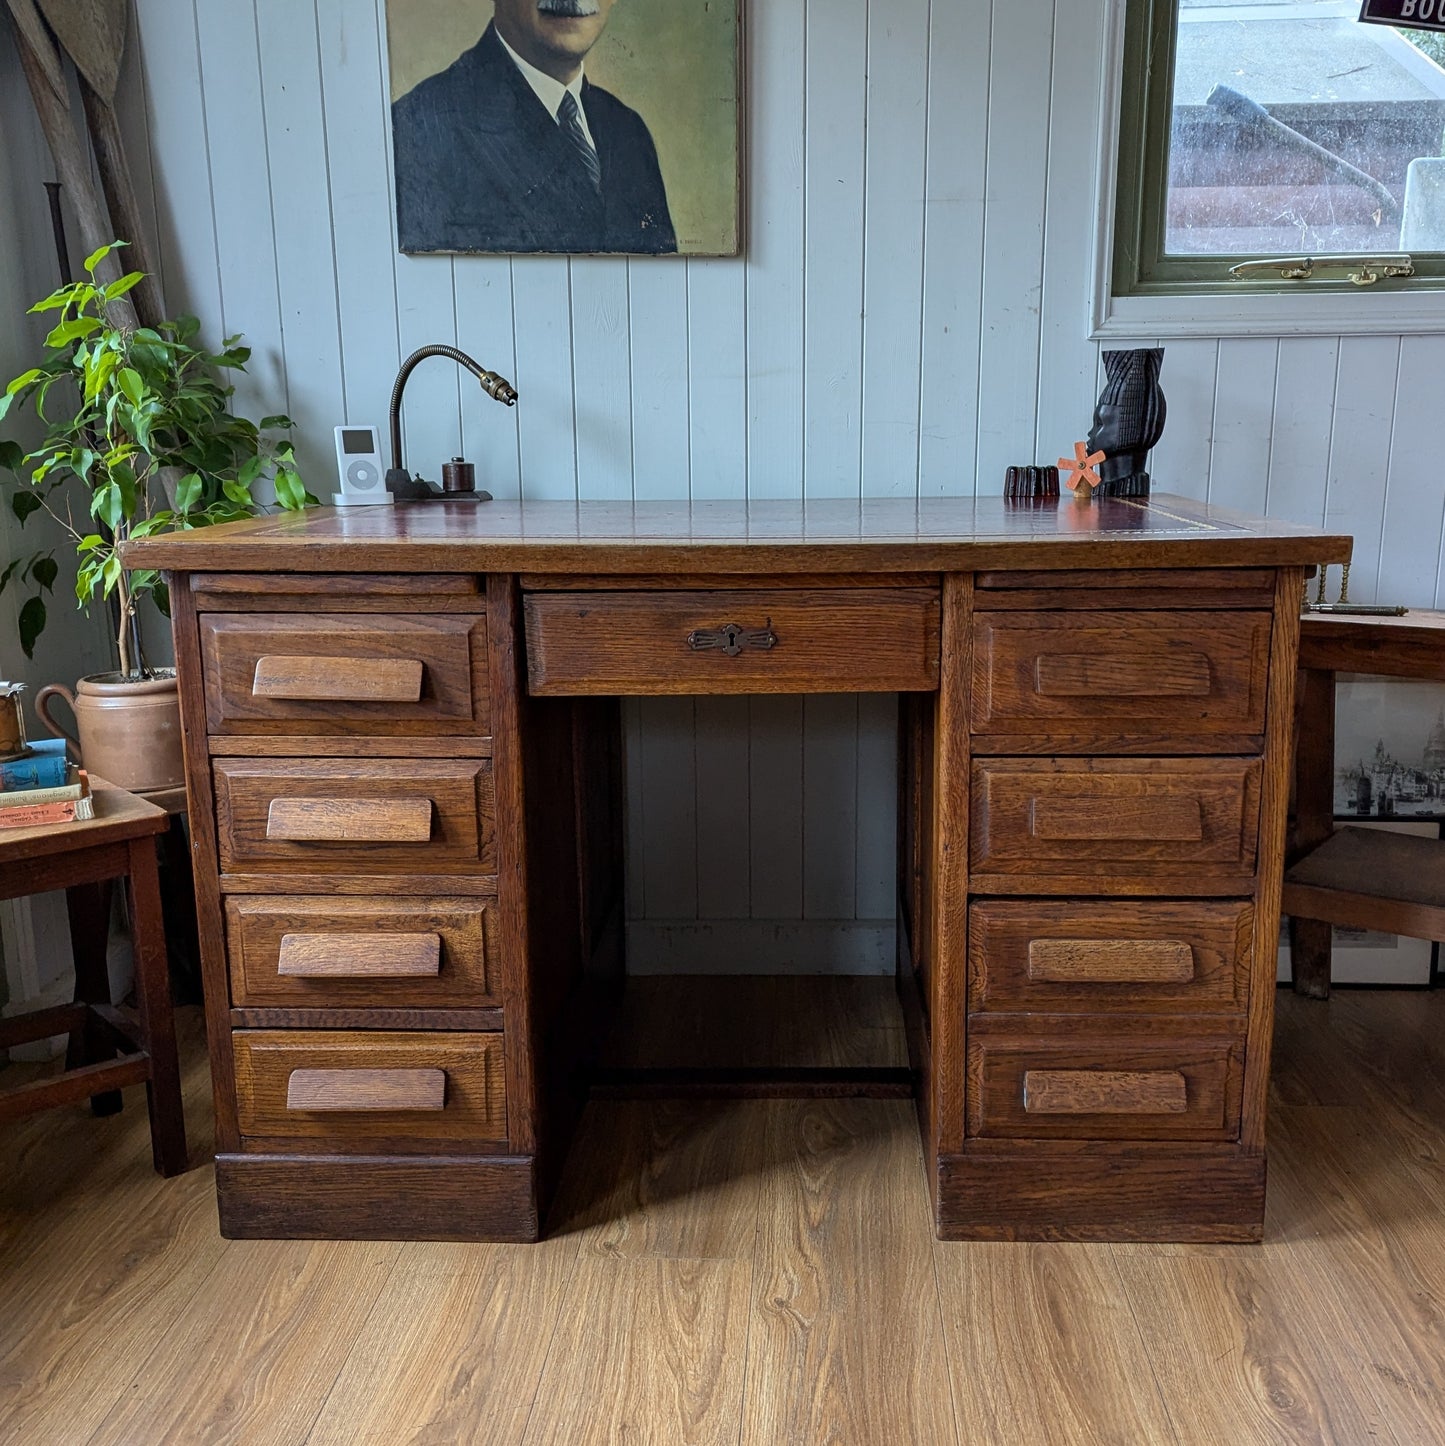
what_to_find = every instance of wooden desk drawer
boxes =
[968,900,1253,1015]
[213,759,494,877]
[970,758,1261,893]
[967,1030,1243,1141]
[970,610,1270,751]
[234,1030,507,1148]
[524,588,941,695]
[226,896,499,1009]
[199,613,488,736]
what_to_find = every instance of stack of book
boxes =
[0,736,95,829]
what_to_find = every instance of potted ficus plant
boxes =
[0,241,313,791]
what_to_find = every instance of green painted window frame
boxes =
[1112,0,1445,298]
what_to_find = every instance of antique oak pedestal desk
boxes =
[127,495,1349,1243]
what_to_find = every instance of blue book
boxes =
[0,736,72,791]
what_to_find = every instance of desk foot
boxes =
[936,1144,1266,1243]
[216,1154,541,1242]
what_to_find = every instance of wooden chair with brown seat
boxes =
[0,778,188,1173]
[1285,610,1445,999]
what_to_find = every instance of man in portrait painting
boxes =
[392,0,677,255]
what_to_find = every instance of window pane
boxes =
[1167,0,1445,256]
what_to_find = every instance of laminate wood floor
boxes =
[4,980,1445,1444]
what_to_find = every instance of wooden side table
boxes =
[0,779,188,1174]
[1284,610,1445,998]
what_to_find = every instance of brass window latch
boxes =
[1229,255,1414,287]
[686,622,778,657]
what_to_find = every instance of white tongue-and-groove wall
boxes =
[12,0,1441,973]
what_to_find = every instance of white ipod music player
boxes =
[332,425,393,507]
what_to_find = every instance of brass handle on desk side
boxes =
[265,797,434,843]
[277,933,442,978]
[686,622,778,657]
[286,1068,446,1112]
[252,655,424,703]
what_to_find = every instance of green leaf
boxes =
[222,478,252,507]
[31,556,59,593]
[238,454,264,488]
[0,558,21,594]
[175,472,203,514]
[44,317,100,348]
[0,439,23,472]
[18,596,46,658]
[82,241,124,274]
[104,271,147,302]
[6,368,44,397]
[91,482,123,530]
[116,367,145,405]
[11,492,42,524]
[258,414,294,431]
[153,580,171,618]
[273,466,308,511]
[100,554,123,598]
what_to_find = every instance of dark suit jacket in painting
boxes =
[392,23,677,255]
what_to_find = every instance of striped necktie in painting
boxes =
[558,91,602,193]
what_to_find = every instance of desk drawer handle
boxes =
[687,622,778,657]
[1027,939,1194,985]
[286,1067,446,1112]
[277,932,442,979]
[1023,1069,1188,1115]
[265,797,434,843]
[252,655,425,703]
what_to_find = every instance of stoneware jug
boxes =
[35,671,185,793]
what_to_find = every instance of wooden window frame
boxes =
[1096,0,1445,337]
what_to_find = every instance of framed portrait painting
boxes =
[386,0,741,257]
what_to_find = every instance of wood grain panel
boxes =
[213,758,494,876]
[970,610,1270,751]
[1023,1069,1188,1116]
[265,796,433,843]
[524,587,942,695]
[286,1068,446,1112]
[233,1030,507,1148]
[970,757,1262,892]
[200,612,489,735]
[276,932,441,980]
[966,1033,1244,1141]
[251,654,423,702]
[968,899,1254,1014]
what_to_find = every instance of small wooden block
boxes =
[1023,1069,1188,1115]
[252,655,425,703]
[285,1067,446,1113]
[264,797,433,844]
[1026,938,1195,985]
[277,932,442,979]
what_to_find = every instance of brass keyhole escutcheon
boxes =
[686,622,779,657]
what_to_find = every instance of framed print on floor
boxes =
[386,0,742,256]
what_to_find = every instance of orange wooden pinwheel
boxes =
[1058,441,1106,496]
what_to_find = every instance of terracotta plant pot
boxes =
[34,671,185,793]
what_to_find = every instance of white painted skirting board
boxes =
[626,920,896,977]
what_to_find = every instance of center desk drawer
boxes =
[234,1030,507,1148]
[971,757,1262,893]
[199,613,488,735]
[524,588,941,695]
[213,758,495,877]
[226,896,499,1009]
[970,610,1271,751]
